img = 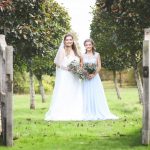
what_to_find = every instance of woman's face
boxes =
[64,36,74,47]
[84,41,93,52]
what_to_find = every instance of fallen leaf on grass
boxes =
[26,118,31,121]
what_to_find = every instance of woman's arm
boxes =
[88,53,101,79]
[55,49,68,70]
[80,56,83,68]
[95,53,101,74]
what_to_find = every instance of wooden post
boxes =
[5,46,13,146]
[0,34,13,146]
[0,34,7,142]
[142,28,150,145]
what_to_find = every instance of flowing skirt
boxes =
[45,68,84,121]
[82,74,118,120]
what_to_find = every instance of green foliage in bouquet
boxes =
[68,61,97,80]
[67,60,85,79]
[83,63,97,74]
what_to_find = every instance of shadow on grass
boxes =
[0,126,149,150]
[48,129,148,150]
[0,138,2,145]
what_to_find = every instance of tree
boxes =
[112,0,150,103]
[0,0,12,9]
[96,0,114,12]
[92,0,150,102]
[32,50,56,103]
[91,10,130,99]
[0,0,70,108]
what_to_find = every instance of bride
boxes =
[45,34,84,121]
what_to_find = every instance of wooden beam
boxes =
[142,28,150,145]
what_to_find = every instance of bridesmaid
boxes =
[82,39,118,120]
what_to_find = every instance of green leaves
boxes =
[91,9,129,71]
[1,0,71,77]
[91,0,150,71]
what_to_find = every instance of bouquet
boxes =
[67,60,79,74]
[67,60,85,79]
[68,61,97,80]
[83,63,97,74]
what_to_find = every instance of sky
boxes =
[56,0,96,50]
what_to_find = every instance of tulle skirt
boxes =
[45,68,84,121]
[82,74,118,120]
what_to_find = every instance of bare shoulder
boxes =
[80,55,83,60]
[81,53,84,57]
[95,52,100,57]
[81,53,86,58]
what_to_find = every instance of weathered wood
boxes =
[142,28,150,145]
[0,34,7,95]
[0,35,13,146]
[5,46,13,146]
[0,34,7,141]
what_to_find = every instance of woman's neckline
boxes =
[62,48,74,58]
[85,53,96,58]
[65,52,76,58]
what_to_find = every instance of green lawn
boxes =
[0,87,149,150]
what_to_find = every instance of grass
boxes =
[0,85,149,150]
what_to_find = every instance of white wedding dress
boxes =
[45,53,84,121]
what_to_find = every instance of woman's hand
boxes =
[87,73,96,79]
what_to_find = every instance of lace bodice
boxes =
[83,52,99,64]
[62,54,80,67]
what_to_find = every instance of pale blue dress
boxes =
[82,52,118,120]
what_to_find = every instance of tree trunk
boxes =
[29,70,35,109]
[38,77,46,103]
[113,70,121,100]
[133,67,143,103]
[131,52,143,103]
[119,71,123,88]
